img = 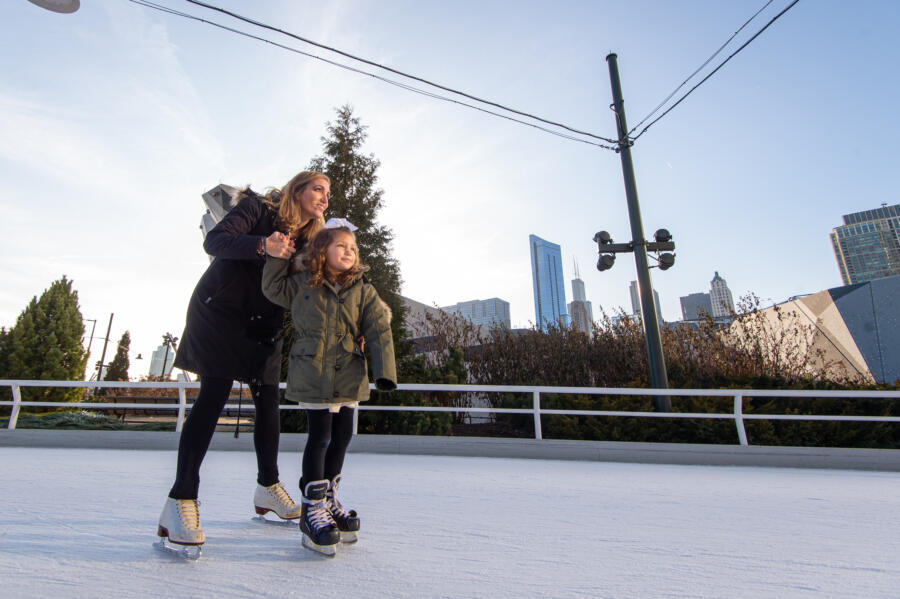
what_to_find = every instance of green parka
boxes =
[261,256,397,406]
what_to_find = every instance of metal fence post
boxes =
[734,394,748,446]
[176,387,187,433]
[8,384,22,430]
[353,408,359,435]
[533,390,543,440]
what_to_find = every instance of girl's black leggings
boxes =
[301,407,355,487]
[169,376,281,500]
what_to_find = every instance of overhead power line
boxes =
[181,0,618,146]
[128,0,617,149]
[628,0,776,136]
[629,0,801,143]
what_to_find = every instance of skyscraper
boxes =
[830,204,900,285]
[709,271,735,318]
[442,298,511,329]
[629,280,663,323]
[680,292,712,321]
[149,344,175,378]
[529,234,569,330]
[567,261,593,334]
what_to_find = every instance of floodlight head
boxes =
[596,254,615,271]
[658,253,675,270]
[26,0,79,13]
[654,228,672,243]
[593,231,612,245]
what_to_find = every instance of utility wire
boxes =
[181,0,618,145]
[628,0,775,136]
[128,0,617,149]
[629,0,801,143]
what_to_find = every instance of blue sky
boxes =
[2,0,898,376]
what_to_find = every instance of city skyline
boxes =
[2,1,898,365]
[441,298,511,330]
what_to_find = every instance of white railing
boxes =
[1,379,899,446]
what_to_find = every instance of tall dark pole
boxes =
[160,344,169,379]
[606,53,671,411]
[96,313,114,382]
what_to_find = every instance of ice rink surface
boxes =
[1,446,898,598]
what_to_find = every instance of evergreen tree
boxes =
[0,327,9,379]
[3,276,87,402]
[104,330,131,381]
[307,104,412,360]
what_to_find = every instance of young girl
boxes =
[262,223,396,555]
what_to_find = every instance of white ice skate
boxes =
[155,497,204,560]
[253,481,302,525]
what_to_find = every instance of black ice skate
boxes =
[327,474,360,543]
[299,479,341,556]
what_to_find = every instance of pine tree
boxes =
[307,104,411,358]
[3,276,87,402]
[0,327,9,379]
[104,331,131,381]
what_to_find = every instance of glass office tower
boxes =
[830,204,900,285]
[529,234,569,330]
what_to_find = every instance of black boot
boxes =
[299,479,341,555]
[326,474,360,543]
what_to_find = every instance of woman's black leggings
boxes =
[169,376,281,500]
[301,407,355,487]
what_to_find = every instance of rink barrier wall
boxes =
[2,380,900,470]
[1,429,899,471]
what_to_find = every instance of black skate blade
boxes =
[154,538,202,561]
[302,534,338,556]
[340,530,358,543]
[252,514,298,527]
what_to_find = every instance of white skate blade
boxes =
[301,534,337,556]
[252,513,298,527]
[154,538,202,560]
[340,530,358,543]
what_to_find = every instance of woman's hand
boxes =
[265,232,295,259]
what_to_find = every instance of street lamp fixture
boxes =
[26,0,80,13]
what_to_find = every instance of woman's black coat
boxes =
[174,191,295,386]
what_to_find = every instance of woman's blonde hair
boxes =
[263,170,330,240]
[300,227,368,288]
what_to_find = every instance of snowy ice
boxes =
[1,446,898,598]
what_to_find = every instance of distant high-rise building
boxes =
[529,234,569,330]
[629,280,663,323]
[442,298,511,329]
[149,344,175,378]
[830,204,900,285]
[567,261,593,334]
[680,292,712,321]
[709,271,735,318]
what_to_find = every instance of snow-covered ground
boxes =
[1,446,898,598]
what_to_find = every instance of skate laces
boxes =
[178,499,201,529]
[269,482,295,508]
[326,491,350,519]
[307,501,335,531]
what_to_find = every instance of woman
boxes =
[157,171,330,550]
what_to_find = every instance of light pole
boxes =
[96,314,114,382]
[160,333,179,380]
[599,53,674,412]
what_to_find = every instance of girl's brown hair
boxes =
[299,227,368,287]
[263,170,329,240]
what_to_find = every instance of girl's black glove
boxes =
[375,378,397,392]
